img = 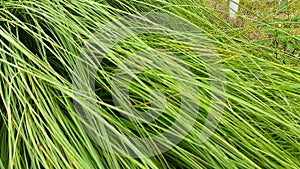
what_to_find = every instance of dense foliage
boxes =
[0,0,299,168]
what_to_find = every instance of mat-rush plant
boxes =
[0,0,300,169]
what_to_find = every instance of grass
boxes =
[0,0,299,168]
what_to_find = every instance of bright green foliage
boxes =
[0,1,299,169]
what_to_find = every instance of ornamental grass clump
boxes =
[0,0,299,169]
